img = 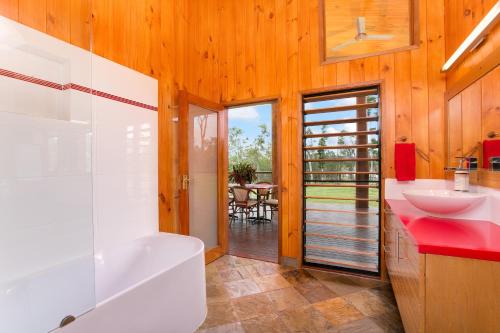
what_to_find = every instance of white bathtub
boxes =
[57,233,206,333]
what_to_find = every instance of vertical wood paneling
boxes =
[274,0,287,256]
[46,0,70,42]
[307,0,323,89]
[297,0,312,90]
[336,61,350,85]
[0,0,19,20]
[394,52,412,141]
[481,66,500,140]
[255,0,278,96]
[349,58,365,83]
[380,54,396,178]
[364,56,380,82]
[447,65,500,187]
[70,0,91,50]
[323,63,337,86]
[461,80,482,157]
[287,0,300,258]
[427,0,446,178]
[411,0,430,178]
[19,0,47,31]
[219,1,236,102]
[158,0,176,233]
[244,0,257,98]
[447,95,463,167]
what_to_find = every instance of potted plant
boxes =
[229,162,257,186]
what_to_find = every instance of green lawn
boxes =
[305,186,379,207]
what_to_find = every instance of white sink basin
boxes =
[402,189,487,215]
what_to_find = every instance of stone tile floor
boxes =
[197,255,404,333]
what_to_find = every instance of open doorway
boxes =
[227,102,279,263]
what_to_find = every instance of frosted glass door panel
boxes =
[188,104,219,249]
[0,17,95,333]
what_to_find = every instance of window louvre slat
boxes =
[303,144,378,150]
[304,130,378,138]
[304,102,378,115]
[303,88,378,103]
[304,116,379,127]
[304,171,378,175]
[304,157,378,163]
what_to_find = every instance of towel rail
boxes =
[487,131,500,138]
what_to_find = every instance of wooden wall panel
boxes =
[481,66,500,139]
[447,95,462,169]
[69,0,90,50]
[46,0,70,42]
[18,0,46,31]
[427,0,446,178]
[0,0,19,20]
[203,0,447,259]
[461,80,482,158]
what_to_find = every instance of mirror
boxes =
[446,65,500,188]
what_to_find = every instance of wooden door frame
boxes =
[178,90,228,264]
[223,97,283,264]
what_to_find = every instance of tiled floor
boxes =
[229,214,278,263]
[197,255,403,333]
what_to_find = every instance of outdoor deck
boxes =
[229,213,278,263]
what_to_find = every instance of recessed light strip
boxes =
[442,2,500,72]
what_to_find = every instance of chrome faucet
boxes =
[454,157,470,192]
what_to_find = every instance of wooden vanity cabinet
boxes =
[384,209,425,333]
[384,207,500,333]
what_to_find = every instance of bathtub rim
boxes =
[95,232,205,307]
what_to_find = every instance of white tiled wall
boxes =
[0,17,159,333]
[91,55,158,253]
[0,17,94,333]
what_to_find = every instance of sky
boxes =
[228,103,272,142]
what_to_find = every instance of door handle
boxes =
[182,175,191,190]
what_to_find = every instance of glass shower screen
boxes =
[0,17,96,332]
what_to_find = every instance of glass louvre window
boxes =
[302,86,381,274]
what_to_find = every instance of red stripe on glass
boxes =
[0,68,158,111]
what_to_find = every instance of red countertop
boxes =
[386,199,500,262]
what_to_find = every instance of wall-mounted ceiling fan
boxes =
[331,16,394,52]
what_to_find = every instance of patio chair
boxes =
[263,186,278,220]
[231,186,258,228]
[255,182,272,222]
[228,188,236,226]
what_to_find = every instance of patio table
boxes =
[229,183,277,223]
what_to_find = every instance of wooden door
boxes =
[178,91,228,264]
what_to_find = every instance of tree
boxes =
[317,125,328,181]
[228,124,273,180]
[229,127,248,167]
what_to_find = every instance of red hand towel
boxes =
[395,143,416,181]
[483,140,500,168]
